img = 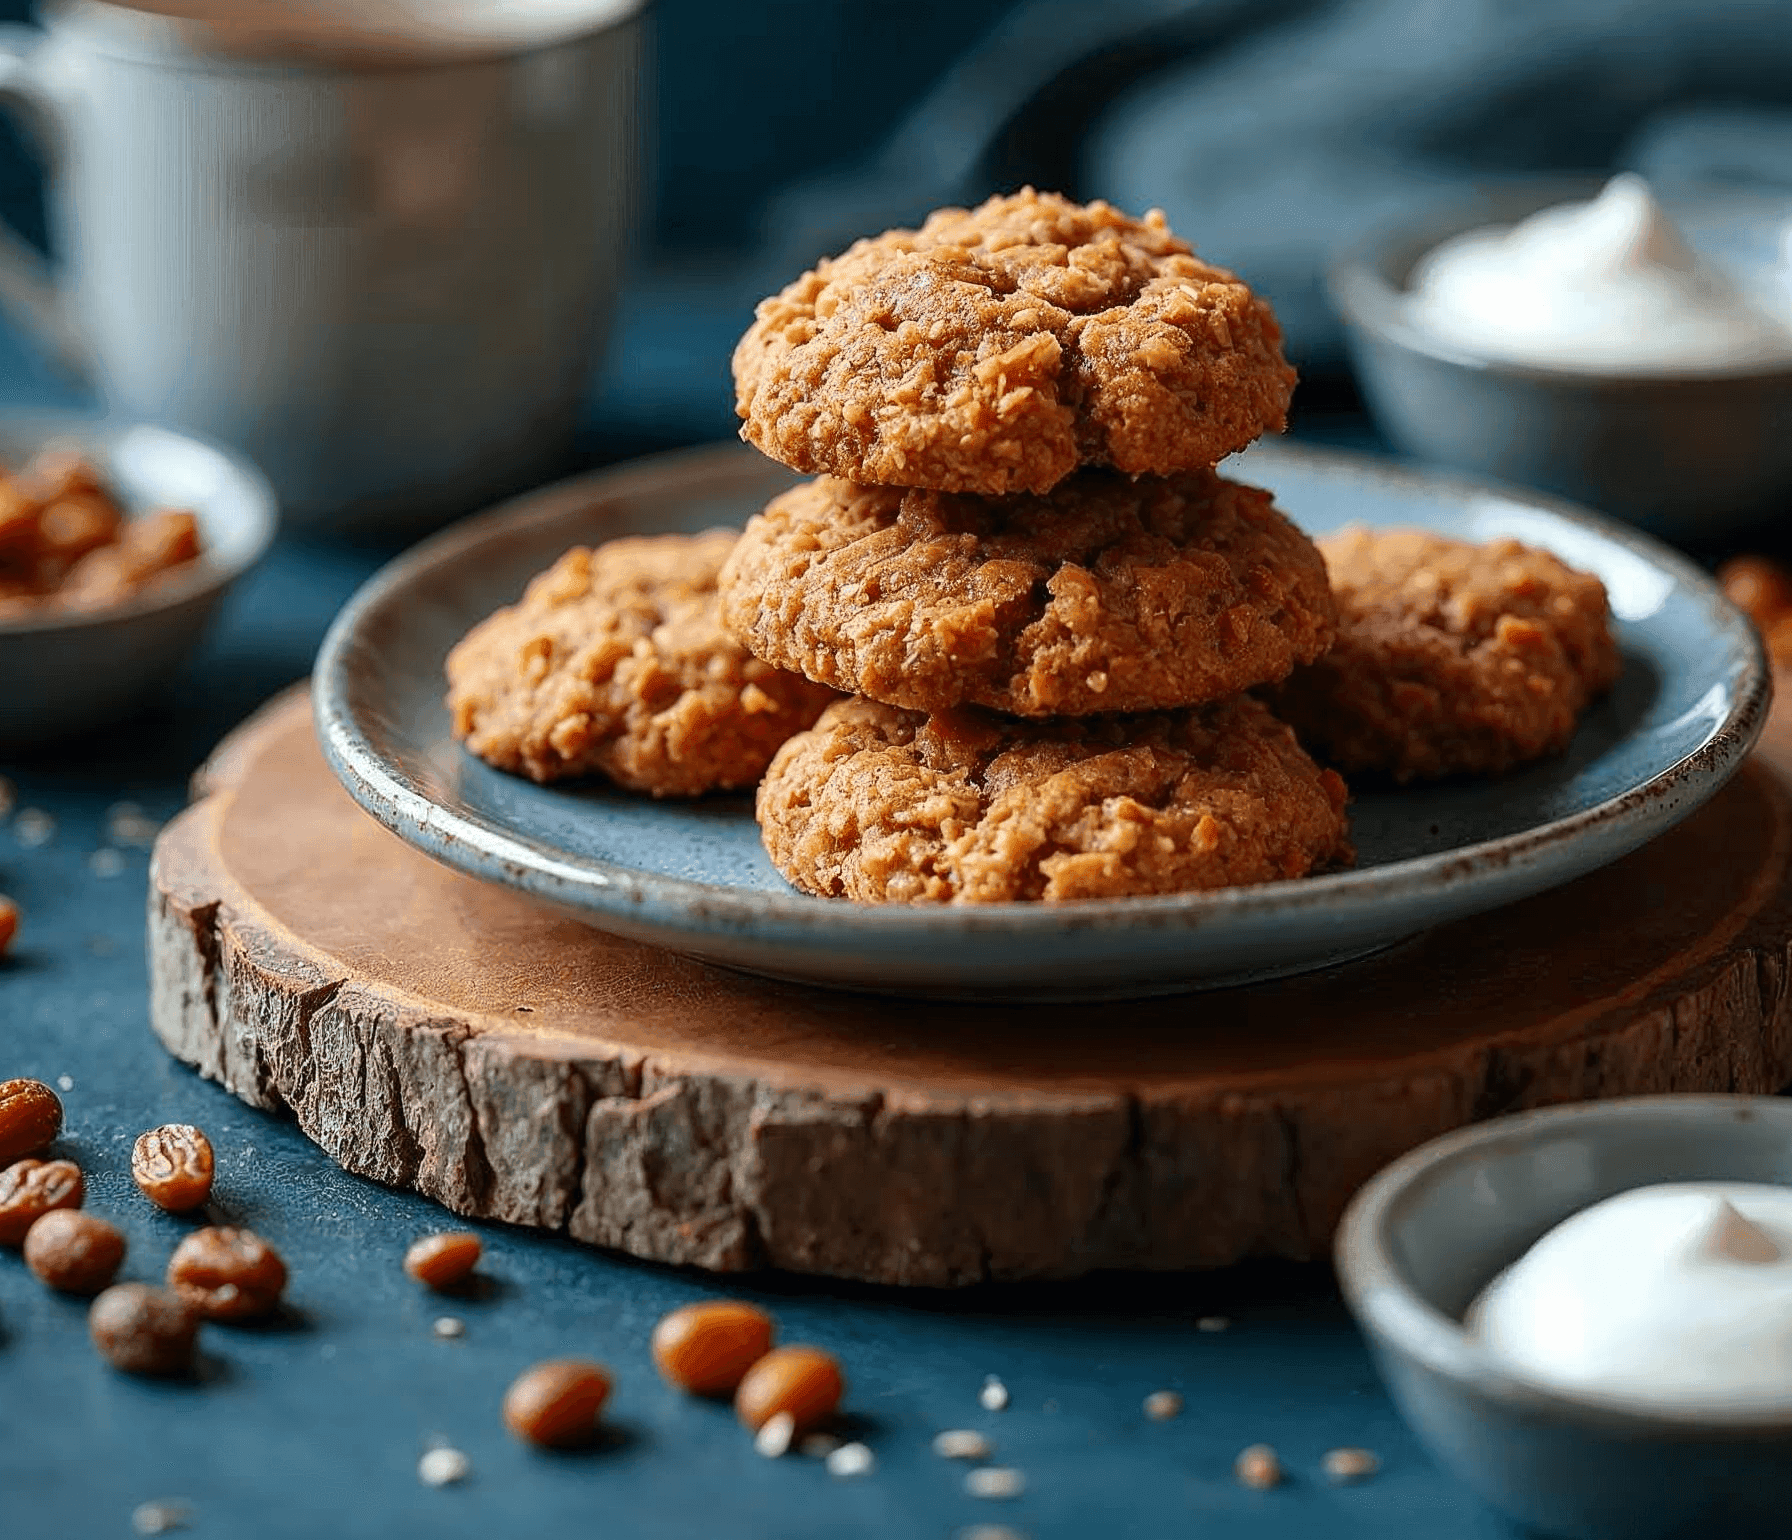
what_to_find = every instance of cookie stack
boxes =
[718,189,1354,904]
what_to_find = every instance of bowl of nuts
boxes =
[0,414,276,745]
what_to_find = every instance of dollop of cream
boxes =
[1404,175,1792,373]
[1469,1182,1792,1412]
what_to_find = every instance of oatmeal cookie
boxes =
[719,469,1335,717]
[758,695,1353,904]
[1271,527,1621,782]
[733,189,1297,496]
[446,531,836,796]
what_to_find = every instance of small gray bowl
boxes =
[1336,1095,1792,1540]
[0,415,276,745]
[1330,180,1792,542]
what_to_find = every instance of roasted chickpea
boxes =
[0,1077,60,1165]
[25,1209,125,1295]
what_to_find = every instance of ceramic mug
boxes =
[0,0,644,533]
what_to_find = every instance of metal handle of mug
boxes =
[0,25,87,379]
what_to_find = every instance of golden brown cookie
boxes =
[446,532,836,796]
[718,469,1336,717]
[1270,527,1621,782]
[733,189,1297,496]
[758,696,1353,904]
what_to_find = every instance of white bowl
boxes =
[0,414,277,745]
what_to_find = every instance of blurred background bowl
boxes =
[1335,1095,1792,1540]
[0,414,275,745]
[1329,180,1792,546]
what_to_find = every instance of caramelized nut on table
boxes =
[503,1360,613,1448]
[131,1123,215,1212]
[653,1301,776,1396]
[0,897,18,958]
[1719,555,1792,631]
[0,1076,62,1165]
[0,1157,83,1245]
[403,1232,482,1291]
[734,1345,845,1434]
[167,1226,287,1320]
[89,1283,198,1376]
[25,1209,126,1294]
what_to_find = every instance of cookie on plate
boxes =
[757,695,1353,904]
[1271,526,1621,782]
[718,469,1336,717]
[446,531,836,796]
[733,188,1297,497]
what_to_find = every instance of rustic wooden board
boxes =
[147,688,1792,1286]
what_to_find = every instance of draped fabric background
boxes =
[5,0,1792,454]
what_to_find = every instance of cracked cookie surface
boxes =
[733,189,1297,496]
[718,469,1336,717]
[446,531,836,796]
[1270,527,1621,782]
[758,695,1353,904]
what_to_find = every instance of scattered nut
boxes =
[827,1442,875,1478]
[418,1447,470,1487]
[503,1360,612,1448]
[12,808,53,848]
[24,1208,125,1294]
[403,1231,482,1291]
[131,1124,215,1212]
[1720,556,1792,631]
[1196,1315,1231,1333]
[1235,1443,1282,1490]
[933,1429,993,1461]
[965,1467,1027,1500]
[735,1345,845,1434]
[130,1500,193,1535]
[1143,1390,1183,1421]
[979,1374,1009,1411]
[754,1410,796,1458]
[167,1226,287,1320]
[0,1157,83,1244]
[653,1300,775,1395]
[0,1077,62,1164]
[957,1528,1027,1540]
[90,1284,198,1376]
[1322,1446,1381,1483]
[434,1316,466,1340]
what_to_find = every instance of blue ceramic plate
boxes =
[313,442,1767,999]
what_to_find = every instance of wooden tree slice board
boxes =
[148,688,1792,1286]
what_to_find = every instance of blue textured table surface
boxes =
[0,319,1511,1540]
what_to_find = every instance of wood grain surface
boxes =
[148,688,1792,1285]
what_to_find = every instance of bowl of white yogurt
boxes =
[1336,1095,1792,1540]
[1330,176,1792,542]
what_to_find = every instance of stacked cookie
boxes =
[718,189,1355,904]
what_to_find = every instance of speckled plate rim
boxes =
[312,440,1768,980]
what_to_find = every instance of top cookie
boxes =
[445,531,836,796]
[1270,527,1621,782]
[733,189,1297,496]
